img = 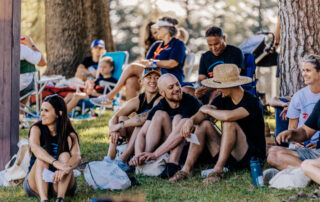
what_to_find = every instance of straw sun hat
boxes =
[201,64,252,89]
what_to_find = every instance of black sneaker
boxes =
[158,163,181,179]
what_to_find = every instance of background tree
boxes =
[279,0,320,96]
[44,0,114,77]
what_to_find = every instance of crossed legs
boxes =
[301,158,320,184]
[267,146,302,170]
[106,63,144,100]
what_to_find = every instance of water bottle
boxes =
[250,157,264,187]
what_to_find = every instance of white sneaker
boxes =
[89,96,112,107]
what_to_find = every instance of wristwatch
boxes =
[119,120,125,129]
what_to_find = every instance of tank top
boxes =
[136,93,161,114]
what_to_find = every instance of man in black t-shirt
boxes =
[195,26,244,104]
[75,39,106,81]
[169,64,265,184]
[129,73,202,178]
[267,100,320,176]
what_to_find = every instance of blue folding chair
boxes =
[74,51,129,117]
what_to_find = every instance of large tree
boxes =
[279,0,320,96]
[45,0,115,77]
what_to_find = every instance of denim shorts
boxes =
[292,147,320,161]
[23,172,77,198]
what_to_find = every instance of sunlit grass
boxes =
[1,110,318,201]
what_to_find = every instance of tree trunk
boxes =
[45,0,115,77]
[279,0,320,96]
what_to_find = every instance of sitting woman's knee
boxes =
[58,152,71,162]
[35,158,50,168]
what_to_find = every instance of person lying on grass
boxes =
[167,64,266,184]
[104,67,162,171]
[64,57,117,113]
[129,73,202,179]
[23,95,81,202]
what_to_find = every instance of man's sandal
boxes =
[169,170,191,183]
[203,171,223,185]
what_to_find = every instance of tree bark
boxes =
[279,0,320,96]
[45,0,115,77]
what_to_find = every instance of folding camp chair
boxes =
[75,51,129,116]
[183,53,196,82]
[19,68,41,119]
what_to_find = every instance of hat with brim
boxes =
[151,21,173,28]
[201,64,252,89]
[91,39,105,49]
[142,67,162,78]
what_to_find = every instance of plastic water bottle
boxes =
[250,157,264,187]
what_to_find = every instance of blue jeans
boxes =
[274,97,289,146]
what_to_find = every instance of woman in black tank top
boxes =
[24,95,80,202]
[106,69,162,170]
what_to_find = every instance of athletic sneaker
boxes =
[158,163,181,179]
[263,168,279,185]
[114,157,134,172]
[103,156,114,164]
[89,96,112,107]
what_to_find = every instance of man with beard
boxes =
[168,64,265,184]
[129,73,202,178]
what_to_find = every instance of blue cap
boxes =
[90,39,105,49]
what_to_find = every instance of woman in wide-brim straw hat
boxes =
[201,63,252,89]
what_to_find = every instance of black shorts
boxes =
[23,171,77,198]
[226,143,257,170]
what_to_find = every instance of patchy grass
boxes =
[0,111,318,201]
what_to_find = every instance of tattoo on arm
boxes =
[136,113,147,123]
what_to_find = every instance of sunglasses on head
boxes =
[304,55,320,67]
[143,67,160,75]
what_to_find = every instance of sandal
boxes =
[203,171,223,185]
[169,170,191,183]
[56,197,65,202]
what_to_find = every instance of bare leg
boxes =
[182,120,221,173]
[27,159,50,201]
[267,146,301,170]
[125,76,140,100]
[213,122,248,173]
[64,93,74,104]
[301,158,320,184]
[53,152,75,199]
[145,110,172,152]
[66,93,89,112]
[121,127,141,162]
[106,63,144,100]
[107,116,130,159]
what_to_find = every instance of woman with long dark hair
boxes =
[23,95,81,202]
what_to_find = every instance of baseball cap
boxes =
[91,39,105,49]
[142,67,161,78]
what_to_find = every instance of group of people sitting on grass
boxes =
[22,16,320,202]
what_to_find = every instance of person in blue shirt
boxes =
[94,17,186,106]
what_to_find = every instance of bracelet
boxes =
[51,159,57,165]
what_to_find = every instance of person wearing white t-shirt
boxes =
[267,55,320,172]
[20,36,46,122]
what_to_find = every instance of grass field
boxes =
[0,111,318,201]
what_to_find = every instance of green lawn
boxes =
[0,111,318,201]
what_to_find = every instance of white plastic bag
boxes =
[269,166,311,190]
[135,153,169,176]
[1,138,30,187]
[84,161,131,190]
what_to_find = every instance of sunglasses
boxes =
[304,55,320,68]
[143,67,161,76]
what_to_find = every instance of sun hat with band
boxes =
[142,66,162,78]
[201,64,252,89]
